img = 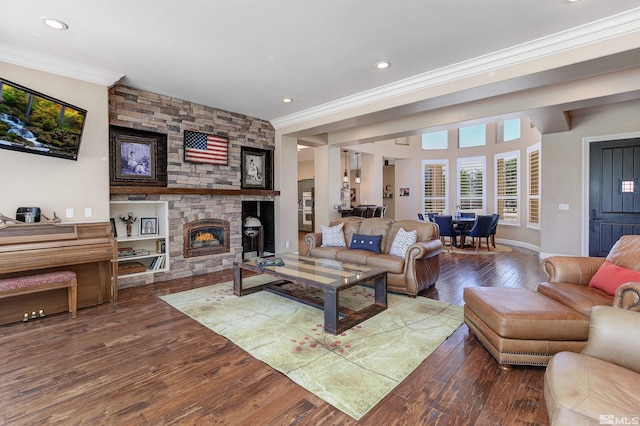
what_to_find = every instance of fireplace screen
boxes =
[183,219,230,258]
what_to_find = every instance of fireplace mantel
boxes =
[110,186,280,196]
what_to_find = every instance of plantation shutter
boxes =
[423,162,447,213]
[458,158,484,211]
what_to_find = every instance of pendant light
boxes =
[343,150,349,183]
[355,152,361,184]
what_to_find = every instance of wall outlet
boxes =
[558,203,569,211]
[65,208,74,218]
[285,240,290,248]
[84,207,92,217]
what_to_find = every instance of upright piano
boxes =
[0,222,117,325]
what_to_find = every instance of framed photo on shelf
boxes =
[241,147,273,189]
[110,218,117,238]
[140,217,158,235]
[109,125,167,187]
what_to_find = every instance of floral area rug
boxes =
[160,275,463,420]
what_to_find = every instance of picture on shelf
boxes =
[140,217,158,235]
[241,147,273,189]
[110,218,117,237]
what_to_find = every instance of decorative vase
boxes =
[126,224,132,237]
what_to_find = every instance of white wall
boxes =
[0,62,110,223]
[541,99,640,256]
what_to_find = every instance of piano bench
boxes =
[0,271,77,320]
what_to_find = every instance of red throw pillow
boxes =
[588,260,640,295]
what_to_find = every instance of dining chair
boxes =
[433,215,461,251]
[374,206,384,217]
[489,213,500,248]
[354,206,367,217]
[417,213,426,221]
[427,212,439,222]
[462,215,494,251]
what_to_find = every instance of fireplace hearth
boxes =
[183,219,230,258]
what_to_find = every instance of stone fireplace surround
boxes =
[108,84,276,289]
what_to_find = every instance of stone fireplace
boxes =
[183,219,230,258]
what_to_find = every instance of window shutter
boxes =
[423,162,447,213]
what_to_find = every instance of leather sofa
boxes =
[464,235,640,368]
[544,306,640,425]
[304,217,442,297]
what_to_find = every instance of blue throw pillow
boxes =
[349,234,382,253]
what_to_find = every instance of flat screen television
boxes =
[0,79,87,161]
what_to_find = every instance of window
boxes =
[527,143,541,229]
[499,118,521,142]
[458,124,486,148]
[495,151,520,224]
[422,130,448,150]
[457,156,485,212]
[422,160,448,214]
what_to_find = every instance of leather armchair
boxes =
[540,235,640,317]
[544,306,640,425]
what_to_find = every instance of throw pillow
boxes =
[321,223,346,247]
[349,234,382,253]
[389,228,418,258]
[588,260,640,295]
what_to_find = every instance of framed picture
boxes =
[183,130,228,165]
[110,218,117,238]
[140,217,158,235]
[399,187,410,197]
[109,125,167,187]
[350,188,356,203]
[241,147,273,189]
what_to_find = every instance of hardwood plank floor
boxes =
[0,246,549,425]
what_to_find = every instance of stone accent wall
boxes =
[109,85,275,288]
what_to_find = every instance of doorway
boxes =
[588,137,640,256]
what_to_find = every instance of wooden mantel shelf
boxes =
[110,186,280,196]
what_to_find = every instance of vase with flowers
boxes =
[119,211,137,237]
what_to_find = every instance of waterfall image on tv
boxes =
[0,79,87,161]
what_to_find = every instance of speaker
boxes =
[16,207,41,223]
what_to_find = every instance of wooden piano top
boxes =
[0,222,115,274]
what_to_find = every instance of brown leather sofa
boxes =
[544,306,640,425]
[304,217,442,297]
[464,235,640,369]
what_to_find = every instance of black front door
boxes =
[589,138,640,256]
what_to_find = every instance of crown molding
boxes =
[0,43,124,87]
[271,8,640,130]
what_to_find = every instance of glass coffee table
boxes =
[233,253,387,335]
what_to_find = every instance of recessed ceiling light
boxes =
[281,97,293,103]
[375,61,391,69]
[40,17,69,30]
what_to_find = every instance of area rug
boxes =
[160,275,463,420]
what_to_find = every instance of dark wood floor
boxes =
[0,246,549,425]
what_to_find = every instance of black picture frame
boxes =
[140,217,158,235]
[109,125,167,187]
[183,130,229,165]
[241,147,273,190]
[0,79,87,161]
[110,218,117,238]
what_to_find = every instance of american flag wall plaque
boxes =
[184,130,228,165]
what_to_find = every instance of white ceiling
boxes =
[2,0,640,125]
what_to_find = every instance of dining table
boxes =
[452,217,476,247]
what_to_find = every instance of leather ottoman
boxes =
[463,287,589,369]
